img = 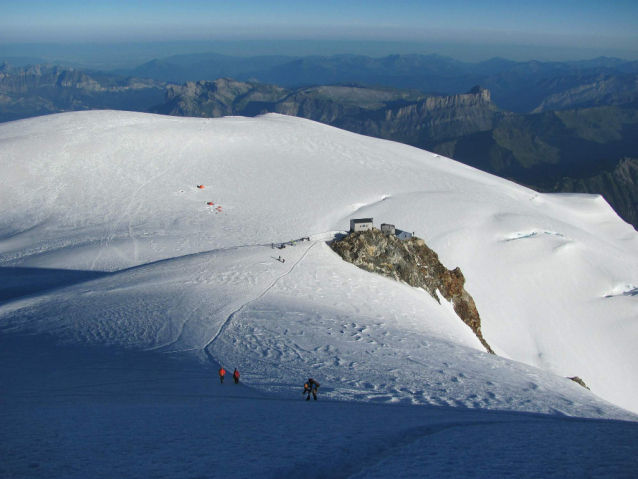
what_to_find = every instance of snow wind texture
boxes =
[1,111,637,478]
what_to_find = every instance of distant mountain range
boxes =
[3,53,637,115]
[119,53,638,112]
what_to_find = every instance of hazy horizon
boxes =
[1,39,637,72]
[1,0,637,69]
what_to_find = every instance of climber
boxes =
[306,378,320,401]
[302,381,311,400]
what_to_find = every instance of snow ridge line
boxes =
[203,241,318,365]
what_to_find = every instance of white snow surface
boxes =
[1,111,637,478]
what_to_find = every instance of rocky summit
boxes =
[331,228,494,354]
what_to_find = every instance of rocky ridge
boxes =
[532,74,638,113]
[331,228,494,354]
[369,85,498,143]
[0,63,166,93]
[156,78,287,117]
[150,78,428,119]
[152,78,498,147]
[0,63,168,123]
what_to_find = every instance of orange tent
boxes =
[197,185,205,189]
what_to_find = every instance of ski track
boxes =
[203,242,317,366]
[4,240,319,400]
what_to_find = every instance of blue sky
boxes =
[1,0,637,61]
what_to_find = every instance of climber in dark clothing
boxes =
[307,378,320,401]
[302,381,311,399]
[233,368,240,384]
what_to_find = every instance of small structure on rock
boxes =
[381,223,395,235]
[381,222,412,241]
[396,230,413,241]
[350,218,373,233]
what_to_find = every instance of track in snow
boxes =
[203,241,318,366]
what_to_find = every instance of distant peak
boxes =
[467,85,485,94]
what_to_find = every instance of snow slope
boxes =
[1,111,637,477]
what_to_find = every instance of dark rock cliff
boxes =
[331,228,494,354]
[369,86,499,143]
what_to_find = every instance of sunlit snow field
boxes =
[1,111,637,478]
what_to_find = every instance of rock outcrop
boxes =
[568,376,590,390]
[372,85,498,143]
[331,228,494,354]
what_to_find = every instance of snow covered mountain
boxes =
[1,111,637,478]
